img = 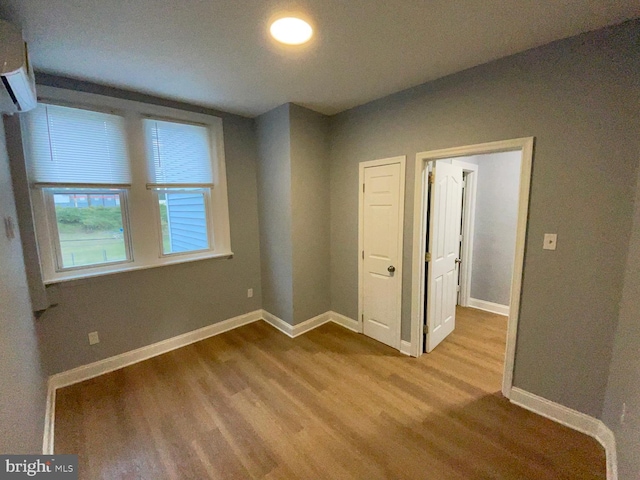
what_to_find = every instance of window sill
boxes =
[43,251,234,285]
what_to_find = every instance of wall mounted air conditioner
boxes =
[0,19,37,114]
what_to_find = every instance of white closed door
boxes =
[362,162,402,348]
[426,163,463,352]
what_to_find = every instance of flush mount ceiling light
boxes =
[270,17,313,45]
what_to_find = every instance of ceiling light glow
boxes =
[270,17,313,45]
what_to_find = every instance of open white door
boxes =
[425,162,463,352]
[362,161,403,349]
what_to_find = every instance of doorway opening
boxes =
[410,138,534,398]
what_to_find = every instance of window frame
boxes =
[25,86,233,284]
[153,187,213,258]
[44,187,133,272]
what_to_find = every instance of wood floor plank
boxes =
[55,307,606,479]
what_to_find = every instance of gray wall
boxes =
[290,104,331,324]
[470,151,521,306]
[329,20,640,417]
[0,119,46,453]
[256,103,331,325]
[5,25,640,469]
[601,164,640,480]
[256,104,293,323]
[29,79,263,375]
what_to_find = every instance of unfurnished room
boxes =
[0,1,639,479]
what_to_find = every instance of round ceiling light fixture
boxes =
[270,17,313,45]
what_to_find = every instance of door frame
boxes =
[358,155,406,350]
[451,159,479,307]
[410,138,534,398]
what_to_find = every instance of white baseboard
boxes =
[50,309,353,392]
[400,340,412,356]
[510,387,601,434]
[42,308,362,455]
[261,310,331,337]
[42,307,618,480]
[596,422,618,480]
[44,309,263,455]
[510,387,617,480]
[468,298,510,316]
[261,310,364,338]
[42,380,56,455]
[260,310,295,336]
[292,312,332,336]
[49,309,263,391]
[329,311,361,333]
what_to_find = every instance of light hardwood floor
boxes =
[55,307,606,479]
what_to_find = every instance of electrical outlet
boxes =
[621,403,627,424]
[247,288,253,298]
[88,331,100,345]
[543,233,557,250]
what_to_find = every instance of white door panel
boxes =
[426,163,463,352]
[362,162,402,348]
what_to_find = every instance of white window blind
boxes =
[24,103,131,186]
[144,118,213,187]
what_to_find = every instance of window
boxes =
[24,103,132,272]
[48,189,130,269]
[23,88,232,283]
[157,189,209,254]
[143,119,213,256]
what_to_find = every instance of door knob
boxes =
[388,265,396,273]
[455,258,462,264]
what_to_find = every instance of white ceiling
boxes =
[0,1,638,117]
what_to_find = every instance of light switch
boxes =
[543,233,557,250]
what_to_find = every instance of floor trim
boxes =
[44,308,615,480]
[43,309,616,480]
[43,309,263,454]
[328,311,361,333]
[42,379,56,455]
[261,310,332,338]
[596,422,618,480]
[468,298,510,316]
[43,309,362,454]
[49,309,263,391]
[260,310,297,337]
[510,387,617,480]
